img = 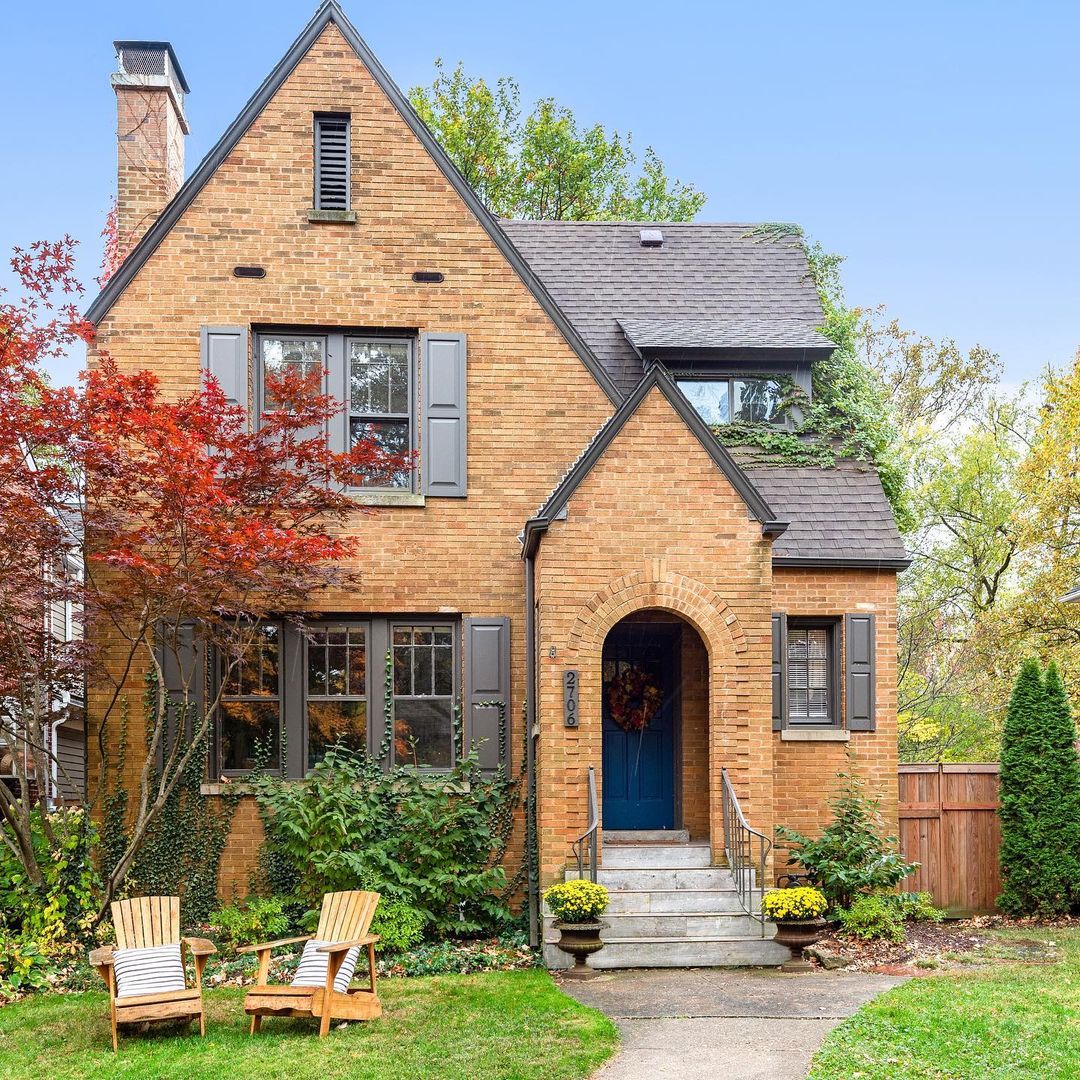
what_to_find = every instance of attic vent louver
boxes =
[639,228,664,247]
[314,113,350,211]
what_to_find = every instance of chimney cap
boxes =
[113,40,191,95]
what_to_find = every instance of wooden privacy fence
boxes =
[898,763,1001,916]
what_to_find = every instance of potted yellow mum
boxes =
[761,886,828,972]
[544,880,609,979]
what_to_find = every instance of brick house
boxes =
[87,3,908,965]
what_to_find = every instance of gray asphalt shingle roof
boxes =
[500,220,826,396]
[618,317,835,352]
[740,457,909,565]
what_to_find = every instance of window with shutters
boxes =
[391,623,456,769]
[314,113,350,211]
[786,620,839,727]
[306,625,368,770]
[349,339,413,488]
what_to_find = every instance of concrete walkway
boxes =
[561,967,905,1080]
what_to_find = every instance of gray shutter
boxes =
[771,612,786,732]
[159,623,204,762]
[200,326,248,415]
[845,613,876,731]
[421,333,467,497]
[281,625,306,780]
[464,617,510,775]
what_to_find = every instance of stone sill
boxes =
[307,209,357,224]
[780,729,851,742]
[350,491,425,507]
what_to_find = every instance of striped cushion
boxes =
[291,939,359,993]
[112,943,186,999]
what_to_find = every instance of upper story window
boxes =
[314,113,350,211]
[257,332,415,491]
[678,377,786,425]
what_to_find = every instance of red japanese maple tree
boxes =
[0,237,407,913]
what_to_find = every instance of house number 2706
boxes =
[563,669,580,728]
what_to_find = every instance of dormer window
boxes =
[313,113,350,211]
[677,376,786,425]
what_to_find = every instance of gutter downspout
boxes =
[524,550,540,947]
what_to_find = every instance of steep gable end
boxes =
[522,366,788,556]
[86,1,620,405]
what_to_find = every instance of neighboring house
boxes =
[87,3,908,964]
[0,502,86,809]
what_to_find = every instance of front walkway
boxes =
[561,967,905,1080]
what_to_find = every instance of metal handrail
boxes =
[571,765,599,882]
[720,767,772,936]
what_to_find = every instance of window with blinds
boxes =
[314,114,350,210]
[787,625,833,724]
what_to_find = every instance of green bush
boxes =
[837,893,905,943]
[999,660,1080,916]
[776,764,916,910]
[250,746,519,936]
[370,901,426,955]
[894,891,944,923]
[209,897,290,949]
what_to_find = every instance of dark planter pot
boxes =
[554,919,607,980]
[773,917,828,972]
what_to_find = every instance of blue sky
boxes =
[2,1,1077,387]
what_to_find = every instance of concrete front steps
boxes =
[544,836,789,969]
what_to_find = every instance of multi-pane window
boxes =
[220,624,281,772]
[306,626,367,770]
[260,336,325,409]
[349,340,412,489]
[787,625,833,725]
[392,624,455,769]
[677,377,786,425]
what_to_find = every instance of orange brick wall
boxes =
[771,566,899,881]
[533,386,776,884]
[90,23,612,897]
[680,622,710,840]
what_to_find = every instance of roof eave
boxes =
[772,555,913,571]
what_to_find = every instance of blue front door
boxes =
[601,627,676,831]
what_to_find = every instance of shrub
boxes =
[250,746,519,936]
[894,891,944,923]
[544,880,609,922]
[999,660,1080,916]
[776,764,916,910]
[761,887,827,922]
[0,931,57,1001]
[209,897,290,949]
[370,901,426,955]
[837,894,905,943]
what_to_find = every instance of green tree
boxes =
[998,659,1080,915]
[409,60,705,221]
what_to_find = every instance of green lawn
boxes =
[0,970,618,1080]
[808,927,1080,1079]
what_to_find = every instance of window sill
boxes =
[780,728,850,742]
[201,782,257,796]
[308,209,357,224]
[350,491,425,507]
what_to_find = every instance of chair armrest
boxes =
[182,937,217,956]
[316,935,380,953]
[237,935,312,954]
[89,946,115,968]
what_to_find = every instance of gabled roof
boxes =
[618,317,835,354]
[521,366,788,557]
[740,457,910,569]
[87,2,621,406]
[501,220,828,395]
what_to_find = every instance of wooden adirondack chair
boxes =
[241,890,381,1037]
[89,896,216,1052]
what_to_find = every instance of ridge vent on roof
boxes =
[639,227,664,247]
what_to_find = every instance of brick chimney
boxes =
[111,41,190,253]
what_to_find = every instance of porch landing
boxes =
[544,838,788,969]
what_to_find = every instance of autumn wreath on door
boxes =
[607,666,664,733]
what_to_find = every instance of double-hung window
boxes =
[256,332,415,491]
[219,623,282,773]
[391,623,456,769]
[786,620,838,727]
[306,625,368,769]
